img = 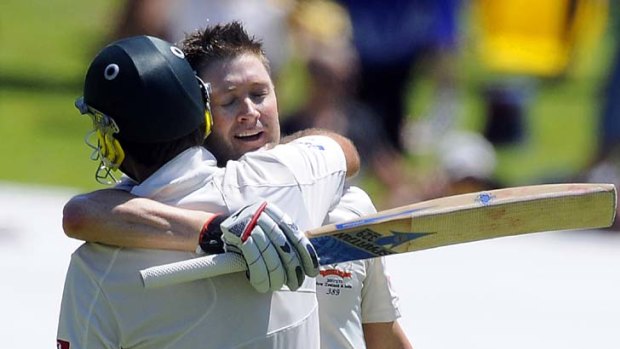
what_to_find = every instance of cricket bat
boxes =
[140,183,616,288]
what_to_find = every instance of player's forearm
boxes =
[62,189,211,251]
[363,321,413,349]
[281,128,360,178]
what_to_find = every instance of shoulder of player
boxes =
[278,134,344,154]
[241,135,347,174]
[334,186,377,215]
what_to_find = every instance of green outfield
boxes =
[0,0,613,197]
[0,0,122,190]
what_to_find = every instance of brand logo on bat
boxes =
[375,231,434,248]
[334,229,434,256]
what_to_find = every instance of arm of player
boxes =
[63,189,210,251]
[363,321,413,349]
[361,255,412,349]
[63,190,319,293]
[323,186,413,349]
[63,128,359,250]
[280,128,360,178]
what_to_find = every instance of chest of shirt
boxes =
[315,261,366,299]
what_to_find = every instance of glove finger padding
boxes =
[237,225,286,293]
[254,212,305,291]
[263,205,320,279]
[220,202,286,293]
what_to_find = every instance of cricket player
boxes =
[57,34,360,348]
[62,23,411,348]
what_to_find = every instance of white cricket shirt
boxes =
[57,136,347,349]
[316,186,402,349]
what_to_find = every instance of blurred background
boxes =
[1,0,618,207]
[2,0,620,347]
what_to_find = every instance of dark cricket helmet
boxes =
[81,35,211,143]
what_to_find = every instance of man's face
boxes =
[202,53,280,163]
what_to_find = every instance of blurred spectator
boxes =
[581,1,620,229]
[336,0,463,153]
[433,130,502,196]
[597,0,620,158]
[397,129,502,202]
[112,0,294,76]
[471,0,609,145]
[284,0,381,162]
[284,0,422,209]
[112,0,171,40]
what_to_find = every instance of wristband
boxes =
[197,214,227,254]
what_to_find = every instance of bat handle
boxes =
[140,253,248,288]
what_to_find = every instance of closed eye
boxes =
[219,97,235,107]
[251,91,268,103]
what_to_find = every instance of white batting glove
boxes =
[219,201,319,292]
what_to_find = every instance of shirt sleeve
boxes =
[324,186,402,323]
[324,185,376,224]
[361,257,401,323]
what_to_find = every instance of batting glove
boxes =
[215,201,319,293]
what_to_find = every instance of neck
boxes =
[120,157,162,183]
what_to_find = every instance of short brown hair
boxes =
[181,21,271,76]
[119,125,206,168]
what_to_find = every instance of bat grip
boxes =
[140,252,248,288]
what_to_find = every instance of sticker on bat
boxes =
[476,193,495,205]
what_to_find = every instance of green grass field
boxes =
[0,0,122,190]
[0,0,614,200]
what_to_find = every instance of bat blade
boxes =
[140,183,616,288]
[310,183,617,264]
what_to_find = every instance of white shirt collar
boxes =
[131,147,218,199]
